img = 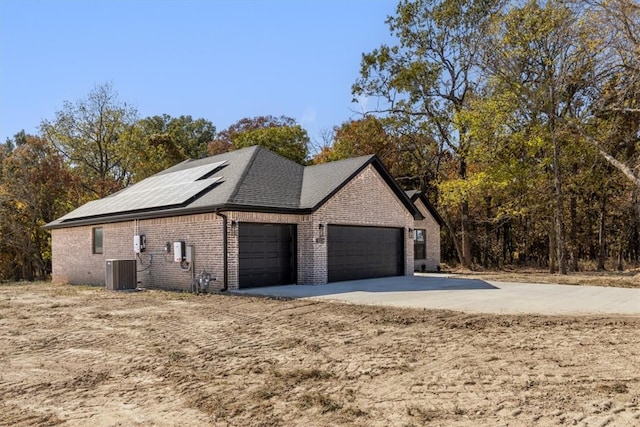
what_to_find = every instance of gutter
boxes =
[214,210,229,292]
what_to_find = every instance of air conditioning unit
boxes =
[106,259,137,290]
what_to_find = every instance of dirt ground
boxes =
[1,281,639,427]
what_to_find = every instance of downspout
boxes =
[215,210,229,291]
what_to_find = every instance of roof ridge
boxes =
[227,145,261,204]
[305,154,375,169]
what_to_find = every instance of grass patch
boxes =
[598,382,628,394]
[167,351,187,362]
[298,392,343,413]
[251,385,278,401]
[274,367,334,384]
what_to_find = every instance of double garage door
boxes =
[327,225,404,283]
[238,223,404,288]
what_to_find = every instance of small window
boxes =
[414,229,426,260]
[93,227,103,254]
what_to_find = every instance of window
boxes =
[93,227,103,254]
[414,229,426,260]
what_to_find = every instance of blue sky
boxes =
[0,0,397,147]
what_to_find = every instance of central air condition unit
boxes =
[106,259,137,290]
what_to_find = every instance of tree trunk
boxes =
[597,190,607,271]
[443,214,465,268]
[569,194,578,271]
[550,105,567,275]
[617,243,624,271]
[459,158,472,269]
[549,228,557,274]
[632,188,640,263]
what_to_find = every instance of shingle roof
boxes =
[45,146,420,229]
[300,155,373,208]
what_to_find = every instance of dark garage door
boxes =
[328,225,404,282]
[239,223,297,288]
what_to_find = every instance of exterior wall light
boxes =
[316,224,325,243]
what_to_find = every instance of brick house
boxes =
[45,146,441,291]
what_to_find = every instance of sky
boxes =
[0,0,397,147]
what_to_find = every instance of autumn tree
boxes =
[0,133,74,280]
[312,116,442,196]
[40,82,138,198]
[352,0,505,268]
[467,0,601,273]
[311,116,394,165]
[567,0,640,235]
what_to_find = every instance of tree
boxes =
[40,82,138,198]
[352,0,505,268]
[565,0,640,193]
[311,116,441,195]
[312,116,392,162]
[210,115,310,163]
[0,133,74,280]
[233,125,309,164]
[479,0,600,273]
[123,114,215,181]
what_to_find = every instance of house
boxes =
[45,146,441,291]
[406,190,443,272]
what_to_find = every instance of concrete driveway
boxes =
[233,274,640,316]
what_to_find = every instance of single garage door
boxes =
[239,223,297,288]
[327,225,404,282]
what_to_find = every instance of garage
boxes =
[239,223,297,288]
[327,225,404,282]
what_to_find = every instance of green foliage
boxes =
[40,82,138,198]
[123,114,215,181]
[212,115,310,164]
[351,0,640,269]
[233,125,309,164]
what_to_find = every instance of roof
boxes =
[406,190,444,227]
[45,146,422,229]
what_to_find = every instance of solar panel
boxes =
[59,160,226,222]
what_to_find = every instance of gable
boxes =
[315,164,414,225]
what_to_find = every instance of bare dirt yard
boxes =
[1,281,639,427]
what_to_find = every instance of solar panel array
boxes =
[60,160,226,221]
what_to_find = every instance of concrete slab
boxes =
[232,275,640,316]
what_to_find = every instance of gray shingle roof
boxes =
[45,146,420,229]
[300,155,373,208]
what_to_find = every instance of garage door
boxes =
[327,225,404,282]
[239,223,297,288]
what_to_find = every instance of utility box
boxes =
[106,259,137,290]
[174,241,185,262]
[133,235,146,253]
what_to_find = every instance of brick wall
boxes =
[52,213,224,291]
[309,164,415,284]
[412,198,441,272]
